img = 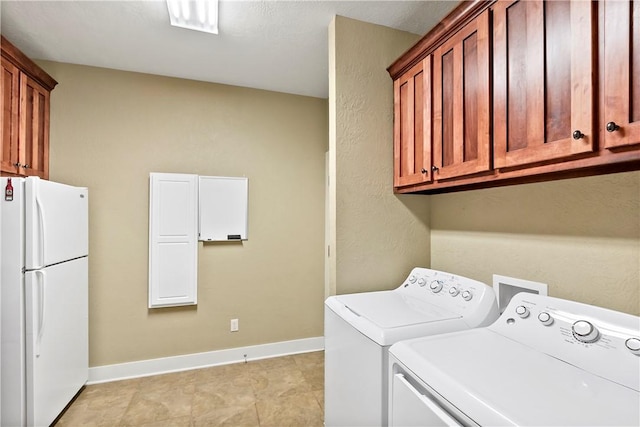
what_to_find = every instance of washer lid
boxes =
[390,328,640,426]
[335,291,460,329]
[326,290,469,345]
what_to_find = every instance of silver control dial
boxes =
[417,278,426,287]
[449,287,460,297]
[461,290,472,301]
[572,320,600,343]
[515,305,530,318]
[537,312,553,326]
[429,280,443,293]
[409,275,417,284]
[625,338,640,355]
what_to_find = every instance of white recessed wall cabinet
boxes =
[148,173,199,308]
[148,173,249,308]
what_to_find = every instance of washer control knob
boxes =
[625,338,640,355]
[461,290,473,301]
[572,320,600,343]
[449,287,460,297]
[408,275,417,284]
[515,306,530,318]
[417,278,426,287]
[429,280,443,293]
[537,312,554,326]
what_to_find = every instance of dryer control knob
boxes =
[461,290,473,301]
[515,306,530,318]
[409,275,417,284]
[537,312,553,326]
[417,278,426,287]
[429,280,443,293]
[449,287,460,297]
[572,320,600,343]
[625,338,640,355]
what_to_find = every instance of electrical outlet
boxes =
[230,318,239,332]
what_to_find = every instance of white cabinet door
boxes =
[148,173,198,308]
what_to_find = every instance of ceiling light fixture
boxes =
[166,0,218,34]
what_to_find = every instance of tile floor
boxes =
[55,351,324,427]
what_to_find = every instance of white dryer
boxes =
[324,267,499,427]
[389,292,640,426]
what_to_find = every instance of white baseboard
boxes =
[87,336,324,385]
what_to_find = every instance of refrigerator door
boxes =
[0,178,27,426]
[25,177,88,269]
[25,257,88,427]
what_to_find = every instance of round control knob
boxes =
[537,312,554,326]
[449,287,460,297]
[572,320,600,343]
[417,278,426,287]
[461,290,473,301]
[429,280,443,293]
[408,275,417,284]
[515,305,530,318]
[625,338,640,355]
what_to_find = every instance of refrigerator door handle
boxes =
[34,194,46,269]
[34,269,46,358]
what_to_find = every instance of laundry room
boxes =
[1,0,638,426]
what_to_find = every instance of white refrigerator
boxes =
[1,177,88,426]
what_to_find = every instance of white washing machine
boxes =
[324,267,499,427]
[389,292,640,426]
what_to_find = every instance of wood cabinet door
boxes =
[493,0,595,168]
[432,9,491,180]
[19,74,50,179]
[1,57,20,175]
[603,0,640,149]
[394,57,432,187]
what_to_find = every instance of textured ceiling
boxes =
[0,0,459,98]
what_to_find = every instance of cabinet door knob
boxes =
[431,165,439,172]
[23,164,30,169]
[606,122,620,132]
[572,130,585,140]
[421,168,428,174]
[14,162,22,168]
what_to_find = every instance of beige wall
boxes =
[40,61,328,367]
[327,17,638,315]
[35,14,639,369]
[329,16,430,295]
[430,172,640,316]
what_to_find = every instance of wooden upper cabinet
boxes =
[432,9,491,180]
[394,57,432,187]
[493,0,595,169]
[1,57,20,175]
[1,35,56,180]
[19,74,51,179]
[603,0,640,149]
[389,0,639,194]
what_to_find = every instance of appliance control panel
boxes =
[492,293,640,392]
[397,268,499,328]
